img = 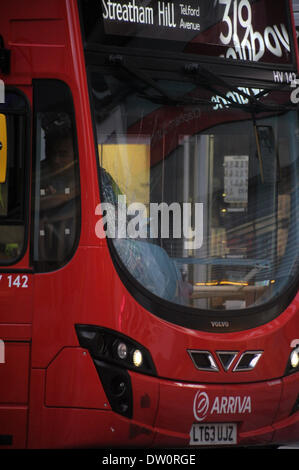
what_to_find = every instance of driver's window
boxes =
[33,81,80,271]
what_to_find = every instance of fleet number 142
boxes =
[0,274,29,288]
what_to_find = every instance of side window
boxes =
[33,81,80,271]
[0,92,29,264]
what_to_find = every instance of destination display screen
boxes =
[79,0,296,67]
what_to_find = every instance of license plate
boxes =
[189,423,237,446]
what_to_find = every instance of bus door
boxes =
[0,86,32,449]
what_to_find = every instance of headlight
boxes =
[75,325,157,419]
[117,342,128,360]
[132,349,143,368]
[75,324,156,376]
[290,348,299,369]
[285,346,299,376]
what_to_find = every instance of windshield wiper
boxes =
[109,54,225,108]
[108,55,254,109]
[183,62,257,109]
[182,62,292,113]
[105,54,292,113]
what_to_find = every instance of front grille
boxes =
[233,351,263,372]
[188,350,219,372]
[216,351,238,371]
[188,350,263,372]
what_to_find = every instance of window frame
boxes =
[0,86,31,267]
[31,79,81,273]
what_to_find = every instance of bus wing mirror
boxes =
[0,113,7,183]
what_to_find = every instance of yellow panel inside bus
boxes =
[99,143,150,207]
[0,114,7,183]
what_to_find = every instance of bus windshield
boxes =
[91,66,299,313]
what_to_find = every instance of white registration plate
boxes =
[189,423,237,446]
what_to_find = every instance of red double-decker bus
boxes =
[1,0,299,449]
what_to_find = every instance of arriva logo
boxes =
[193,391,252,422]
[193,392,210,421]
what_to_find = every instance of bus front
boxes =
[76,0,299,447]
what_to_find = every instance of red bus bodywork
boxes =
[0,0,299,449]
